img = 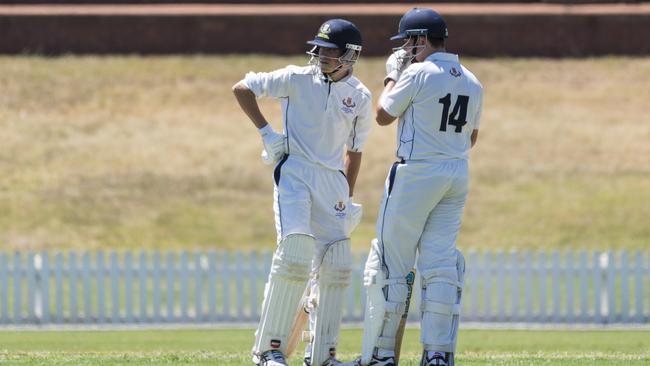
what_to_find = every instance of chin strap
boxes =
[322,67,351,83]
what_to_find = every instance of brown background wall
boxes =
[1,4,649,56]
[0,0,643,3]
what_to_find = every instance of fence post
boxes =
[208,251,217,322]
[566,251,574,324]
[634,251,643,323]
[0,253,7,324]
[110,251,120,324]
[13,252,22,325]
[28,253,37,323]
[597,251,609,324]
[125,251,134,324]
[42,252,50,324]
[82,252,91,324]
[97,251,106,324]
[222,251,231,321]
[138,251,148,323]
[620,251,630,323]
[510,250,519,322]
[578,251,588,323]
[180,251,189,322]
[55,252,64,324]
[468,250,478,321]
[607,251,616,324]
[538,252,547,322]
[166,251,175,323]
[152,251,161,323]
[496,251,505,322]
[249,251,258,322]
[551,250,560,323]
[483,251,492,321]
[235,251,244,322]
[69,252,78,323]
[524,251,533,323]
[195,252,204,322]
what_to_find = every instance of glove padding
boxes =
[347,199,363,235]
[259,125,287,165]
[384,49,412,85]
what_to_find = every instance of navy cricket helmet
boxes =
[307,19,363,52]
[390,8,448,41]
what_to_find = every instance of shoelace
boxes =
[425,354,446,366]
[263,350,286,364]
[306,356,342,366]
[369,355,395,366]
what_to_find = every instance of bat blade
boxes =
[285,284,311,357]
[394,270,416,365]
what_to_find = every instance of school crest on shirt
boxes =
[334,201,347,218]
[450,67,462,77]
[341,97,356,114]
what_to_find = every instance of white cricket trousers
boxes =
[376,158,469,288]
[273,154,351,245]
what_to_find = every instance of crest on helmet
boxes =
[318,23,332,39]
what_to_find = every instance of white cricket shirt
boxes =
[244,65,373,171]
[381,52,483,161]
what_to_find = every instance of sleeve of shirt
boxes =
[347,94,373,152]
[242,66,293,98]
[473,84,484,130]
[380,68,418,118]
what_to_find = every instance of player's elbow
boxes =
[375,107,396,126]
[470,129,479,148]
[231,80,249,95]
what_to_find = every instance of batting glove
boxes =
[258,124,287,164]
[384,49,412,85]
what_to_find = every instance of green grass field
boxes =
[0,328,649,365]
[1,56,649,252]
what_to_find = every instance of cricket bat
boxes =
[285,282,311,357]
[394,270,416,365]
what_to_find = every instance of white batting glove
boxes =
[384,49,411,85]
[258,124,287,164]
[348,199,363,234]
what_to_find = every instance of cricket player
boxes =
[352,8,483,366]
[232,19,373,366]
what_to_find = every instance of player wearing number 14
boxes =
[350,7,483,366]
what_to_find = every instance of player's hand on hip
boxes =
[385,49,411,85]
[258,124,287,164]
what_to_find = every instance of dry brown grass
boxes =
[0,55,648,251]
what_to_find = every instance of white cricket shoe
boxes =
[253,350,288,366]
[304,355,346,366]
[420,351,454,366]
[340,355,395,366]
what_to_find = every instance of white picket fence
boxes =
[0,250,648,326]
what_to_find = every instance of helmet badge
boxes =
[318,23,331,39]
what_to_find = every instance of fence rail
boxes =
[0,250,648,326]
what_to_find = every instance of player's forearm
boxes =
[376,80,398,126]
[232,80,269,129]
[345,151,362,197]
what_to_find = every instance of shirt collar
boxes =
[426,52,459,63]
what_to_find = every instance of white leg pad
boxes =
[420,250,465,353]
[253,234,315,355]
[307,239,352,366]
[360,240,408,365]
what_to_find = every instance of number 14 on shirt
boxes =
[439,94,469,133]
